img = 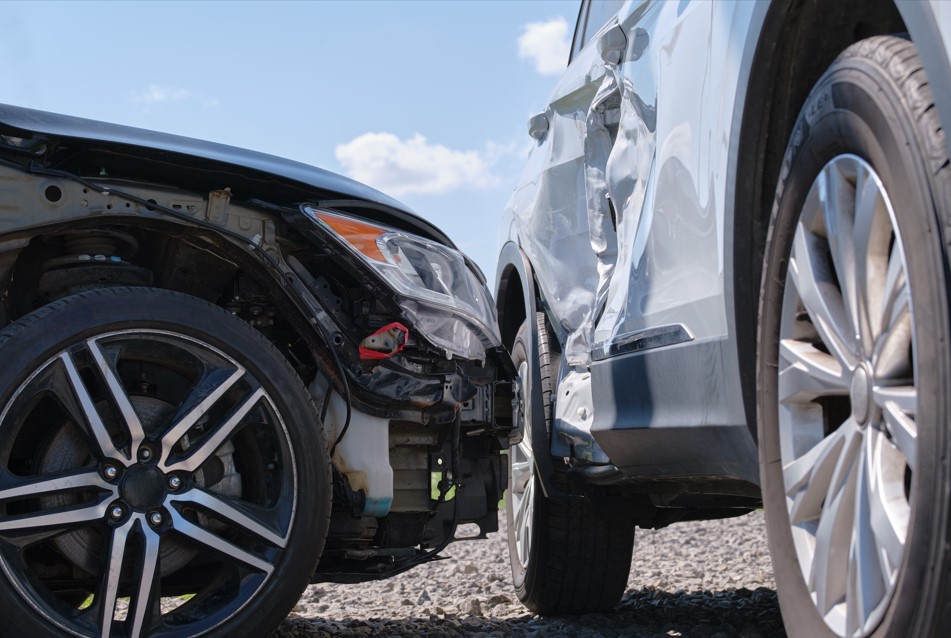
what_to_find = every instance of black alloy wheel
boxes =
[0,287,331,637]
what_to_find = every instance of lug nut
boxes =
[167,476,182,491]
[109,505,124,520]
[149,511,164,527]
[103,466,119,480]
[138,447,152,461]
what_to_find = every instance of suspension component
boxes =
[38,229,153,300]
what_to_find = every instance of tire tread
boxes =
[511,313,634,615]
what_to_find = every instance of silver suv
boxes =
[496,1,951,636]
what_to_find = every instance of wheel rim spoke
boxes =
[876,386,917,469]
[158,367,245,467]
[820,163,867,351]
[161,387,265,474]
[779,339,850,403]
[128,525,161,638]
[846,444,887,637]
[0,470,112,502]
[170,488,288,548]
[811,429,861,615]
[511,440,533,494]
[873,251,912,379]
[785,420,854,525]
[515,474,533,566]
[87,338,147,461]
[59,352,128,464]
[864,429,907,576]
[848,167,889,352]
[168,507,274,574]
[99,518,134,638]
[789,225,859,370]
[0,470,116,535]
[508,358,536,568]
[880,245,907,326]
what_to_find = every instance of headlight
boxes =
[301,205,500,361]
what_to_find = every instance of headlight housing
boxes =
[302,205,500,361]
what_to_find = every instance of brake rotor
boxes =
[38,396,197,577]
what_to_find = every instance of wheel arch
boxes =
[495,244,529,352]
[0,216,338,390]
[495,241,565,499]
[729,0,926,433]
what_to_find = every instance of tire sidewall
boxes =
[0,287,331,638]
[758,46,951,637]
[506,321,533,593]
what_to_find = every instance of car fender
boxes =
[496,241,566,499]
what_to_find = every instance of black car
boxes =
[0,104,514,638]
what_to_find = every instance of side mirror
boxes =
[528,112,549,141]
[597,24,627,65]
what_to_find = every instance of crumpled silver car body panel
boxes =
[497,0,951,483]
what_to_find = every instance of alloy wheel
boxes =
[777,154,916,637]
[0,329,297,638]
[510,360,535,568]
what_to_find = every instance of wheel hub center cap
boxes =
[120,465,167,510]
[850,363,874,427]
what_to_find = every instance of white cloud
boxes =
[335,133,501,197]
[518,18,570,75]
[132,85,192,105]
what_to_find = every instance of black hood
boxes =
[0,103,454,246]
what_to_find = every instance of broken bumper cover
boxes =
[303,205,501,361]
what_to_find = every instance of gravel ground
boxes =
[270,510,785,638]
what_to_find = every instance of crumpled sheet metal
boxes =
[512,1,750,370]
[552,369,611,463]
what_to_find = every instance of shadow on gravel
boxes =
[270,586,785,638]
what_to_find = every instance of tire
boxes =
[757,37,951,638]
[0,287,332,638]
[506,313,634,614]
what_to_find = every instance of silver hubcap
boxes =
[510,360,535,568]
[778,155,916,637]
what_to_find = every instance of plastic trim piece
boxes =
[591,324,693,362]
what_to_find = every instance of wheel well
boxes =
[1,221,322,382]
[496,262,527,351]
[732,0,907,429]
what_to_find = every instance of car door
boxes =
[589,1,761,440]
[504,0,762,466]
[503,0,632,368]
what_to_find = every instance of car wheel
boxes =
[506,313,633,614]
[758,37,951,637]
[0,287,331,638]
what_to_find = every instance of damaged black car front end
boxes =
[0,104,514,638]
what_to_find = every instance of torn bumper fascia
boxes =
[551,369,611,465]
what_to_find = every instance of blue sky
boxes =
[0,0,580,283]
